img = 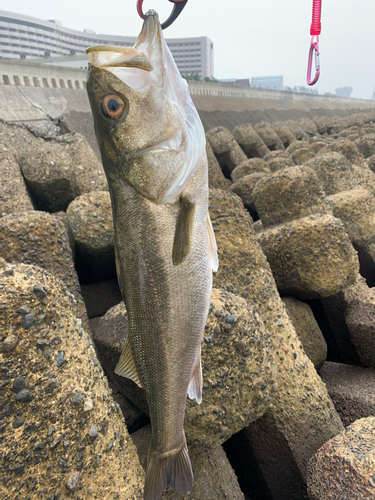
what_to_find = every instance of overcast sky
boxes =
[2,0,375,99]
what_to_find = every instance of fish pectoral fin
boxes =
[144,443,193,500]
[114,339,143,389]
[187,356,202,404]
[207,213,219,272]
[172,195,196,266]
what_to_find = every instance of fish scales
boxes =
[86,10,217,500]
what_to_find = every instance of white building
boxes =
[0,10,214,78]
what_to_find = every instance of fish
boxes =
[86,10,218,500]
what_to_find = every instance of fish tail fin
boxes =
[144,443,193,500]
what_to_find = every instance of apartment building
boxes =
[0,10,214,78]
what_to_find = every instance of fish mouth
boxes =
[87,46,159,92]
[87,45,153,71]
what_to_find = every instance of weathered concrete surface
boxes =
[208,189,343,499]
[0,261,144,499]
[307,417,375,500]
[282,297,327,370]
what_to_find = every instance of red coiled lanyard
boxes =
[307,0,322,86]
[137,0,188,29]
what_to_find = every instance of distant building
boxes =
[0,10,214,78]
[335,86,353,98]
[218,78,250,87]
[251,75,284,91]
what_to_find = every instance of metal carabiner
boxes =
[137,0,188,29]
[307,35,320,86]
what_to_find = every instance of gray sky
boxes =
[2,0,375,99]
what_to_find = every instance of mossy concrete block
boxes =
[257,214,359,299]
[132,425,245,500]
[309,139,329,154]
[231,158,270,183]
[365,154,375,174]
[53,132,108,194]
[272,123,297,149]
[307,417,375,500]
[320,275,368,365]
[283,120,310,141]
[209,189,343,488]
[67,191,116,283]
[0,262,144,499]
[290,146,315,166]
[352,163,375,197]
[0,211,88,329]
[285,139,311,155]
[230,172,266,212]
[206,126,247,175]
[206,141,232,189]
[19,142,79,212]
[252,166,329,228]
[0,150,34,216]
[282,297,327,370]
[304,152,360,195]
[319,361,375,427]
[328,189,375,241]
[254,121,285,151]
[354,133,375,158]
[267,156,295,173]
[297,118,318,134]
[345,288,375,368]
[232,123,270,158]
[316,139,364,164]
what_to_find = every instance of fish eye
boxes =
[101,95,127,120]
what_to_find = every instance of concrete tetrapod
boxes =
[0,261,144,499]
[208,189,343,500]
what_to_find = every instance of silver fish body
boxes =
[86,10,217,500]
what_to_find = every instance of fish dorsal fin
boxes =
[172,195,196,266]
[207,213,219,272]
[187,354,202,404]
[115,338,143,389]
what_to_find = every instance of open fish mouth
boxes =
[87,46,159,91]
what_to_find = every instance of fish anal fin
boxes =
[172,195,196,266]
[207,213,219,272]
[187,356,202,404]
[144,443,193,500]
[114,338,143,388]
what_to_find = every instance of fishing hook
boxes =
[137,0,189,29]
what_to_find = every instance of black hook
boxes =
[161,0,188,29]
[137,0,188,29]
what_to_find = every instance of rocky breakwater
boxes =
[0,110,375,499]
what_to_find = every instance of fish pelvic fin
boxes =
[172,194,196,266]
[114,338,143,389]
[144,443,193,500]
[207,212,219,272]
[187,355,202,404]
